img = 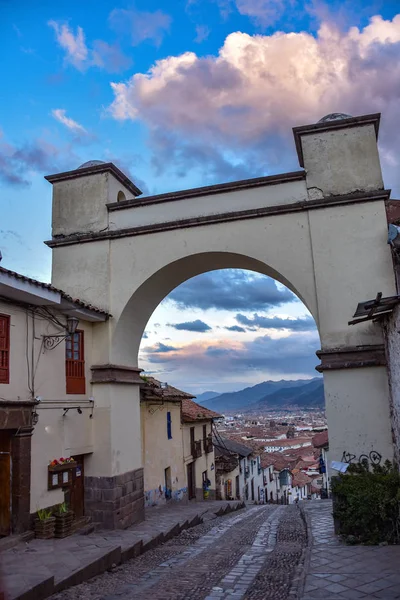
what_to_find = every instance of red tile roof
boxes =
[312,430,329,449]
[140,377,195,401]
[292,471,312,488]
[181,398,222,422]
[0,267,110,316]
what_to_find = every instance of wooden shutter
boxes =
[66,331,86,394]
[167,411,172,439]
[0,315,10,384]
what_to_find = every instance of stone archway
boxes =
[46,112,397,527]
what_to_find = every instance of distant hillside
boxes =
[200,379,320,412]
[257,379,324,409]
[196,391,220,404]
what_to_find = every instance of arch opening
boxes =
[112,252,320,389]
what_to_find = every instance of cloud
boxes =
[109,8,171,47]
[48,21,88,71]
[144,342,178,353]
[168,319,212,332]
[236,313,316,331]
[92,40,132,73]
[225,325,247,332]
[194,25,210,43]
[108,14,400,194]
[141,331,319,377]
[48,21,131,73]
[52,109,87,134]
[167,270,294,311]
[234,0,288,27]
[0,130,77,187]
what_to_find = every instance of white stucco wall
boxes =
[0,300,96,512]
[141,400,187,506]
[110,179,307,230]
[324,366,394,464]
[301,123,384,197]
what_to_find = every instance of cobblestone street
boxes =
[51,504,306,600]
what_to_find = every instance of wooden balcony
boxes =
[204,438,213,454]
[191,440,202,458]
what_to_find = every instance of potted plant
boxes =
[34,508,56,539]
[54,502,74,538]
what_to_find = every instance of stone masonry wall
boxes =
[384,306,400,466]
[84,467,144,529]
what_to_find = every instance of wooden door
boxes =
[69,455,84,518]
[0,432,11,537]
[187,462,195,500]
[164,467,172,500]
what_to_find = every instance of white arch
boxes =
[112,251,318,368]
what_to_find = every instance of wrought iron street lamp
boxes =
[43,316,79,350]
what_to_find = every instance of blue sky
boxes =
[2,0,400,393]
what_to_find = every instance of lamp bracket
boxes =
[43,334,68,350]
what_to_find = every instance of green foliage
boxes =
[332,460,400,544]
[37,508,53,521]
[55,502,69,515]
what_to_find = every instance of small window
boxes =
[66,330,85,394]
[0,314,10,384]
[167,411,172,439]
[117,190,126,202]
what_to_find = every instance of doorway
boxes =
[251,478,254,502]
[0,431,11,537]
[187,462,196,500]
[165,466,172,500]
[69,455,85,519]
[235,475,240,499]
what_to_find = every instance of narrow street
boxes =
[51,504,306,600]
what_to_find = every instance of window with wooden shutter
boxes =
[167,411,172,439]
[66,330,85,394]
[0,315,10,384]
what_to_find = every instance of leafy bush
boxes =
[332,460,400,544]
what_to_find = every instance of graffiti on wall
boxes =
[340,450,382,467]
[144,485,188,507]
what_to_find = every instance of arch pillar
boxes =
[294,113,395,470]
[84,366,144,529]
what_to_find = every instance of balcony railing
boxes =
[204,438,213,454]
[191,440,202,458]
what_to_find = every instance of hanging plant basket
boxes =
[48,461,77,473]
[34,517,56,539]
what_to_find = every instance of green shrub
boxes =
[332,460,400,544]
[37,507,53,521]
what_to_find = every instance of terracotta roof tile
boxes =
[312,430,329,449]
[0,267,110,316]
[181,398,222,422]
[140,377,195,400]
[292,471,312,488]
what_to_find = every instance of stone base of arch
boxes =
[85,468,144,529]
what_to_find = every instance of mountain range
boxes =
[195,378,324,413]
